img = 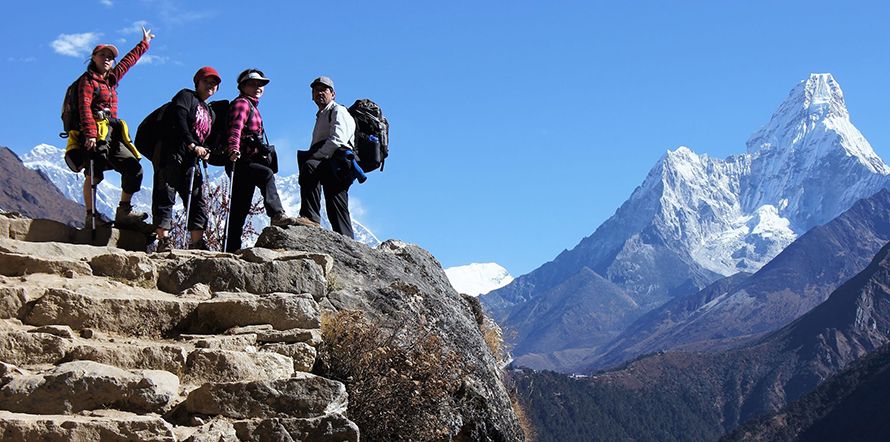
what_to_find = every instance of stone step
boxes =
[231,414,359,442]
[0,360,179,415]
[25,287,199,338]
[184,373,348,420]
[1,324,302,386]
[191,292,321,333]
[184,349,294,384]
[12,278,323,340]
[0,410,177,442]
[1,218,150,252]
[155,250,328,298]
[0,235,332,300]
[261,342,317,373]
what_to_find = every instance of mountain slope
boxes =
[588,188,890,370]
[721,343,890,442]
[482,73,890,372]
[505,267,639,369]
[514,239,890,441]
[0,146,84,226]
[598,239,890,428]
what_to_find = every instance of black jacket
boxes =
[161,89,215,166]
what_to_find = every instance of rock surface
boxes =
[0,214,524,441]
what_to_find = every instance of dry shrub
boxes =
[504,372,538,441]
[317,309,469,442]
[481,316,510,366]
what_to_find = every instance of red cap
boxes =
[92,44,119,58]
[194,66,221,85]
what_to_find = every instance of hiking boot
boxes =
[189,238,209,250]
[84,211,112,229]
[156,237,173,253]
[270,211,299,227]
[295,217,321,227]
[115,202,148,227]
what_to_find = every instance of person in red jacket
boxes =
[80,26,154,229]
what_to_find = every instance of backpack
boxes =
[205,99,264,167]
[205,99,233,166]
[347,99,389,172]
[134,103,169,160]
[60,72,94,139]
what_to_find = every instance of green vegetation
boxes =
[721,343,890,442]
[509,369,726,442]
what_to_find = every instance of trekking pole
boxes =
[184,156,198,246]
[89,155,97,242]
[222,165,235,253]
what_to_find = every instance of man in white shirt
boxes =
[298,76,356,238]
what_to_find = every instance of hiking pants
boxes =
[225,160,285,253]
[299,158,354,239]
[83,134,143,194]
[152,157,207,232]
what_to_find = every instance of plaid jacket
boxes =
[226,95,264,156]
[77,40,149,139]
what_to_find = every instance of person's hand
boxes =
[194,146,209,160]
[85,138,97,151]
[142,26,155,43]
[229,150,241,162]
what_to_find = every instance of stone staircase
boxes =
[0,216,359,441]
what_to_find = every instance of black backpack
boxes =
[134,103,169,160]
[348,99,389,172]
[60,72,94,138]
[205,100,233,167]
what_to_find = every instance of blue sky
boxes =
[2,1,890,276]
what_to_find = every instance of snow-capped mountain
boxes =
[481,73,890,371]
[22,144,153,224]
[445,263,514,297]
[22,144,380,247]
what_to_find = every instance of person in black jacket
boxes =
[152,67,220,252]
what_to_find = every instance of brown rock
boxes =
[232,414,360,442]
[0,360,179,415]
[0,410,177,442]
[191,292,320,333]
[261,342,317,372]
[185,349,294,384]
[184,373,347,419]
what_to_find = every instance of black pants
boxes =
[83,134,143,194]
[152,155,207,232]
[299,157,353,239]
[225,160,285,252]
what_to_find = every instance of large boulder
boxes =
[257,226,526,441]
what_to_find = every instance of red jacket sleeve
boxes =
[110,40,149,84]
